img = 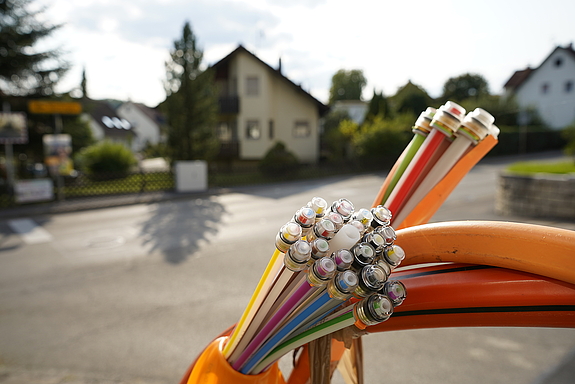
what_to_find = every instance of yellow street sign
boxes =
[28,100,82,115]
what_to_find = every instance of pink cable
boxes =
[232,281,314,370]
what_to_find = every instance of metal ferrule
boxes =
[327,270,359,300]
[307,218,336,242]
[284,240,311,272]
[383,244,405,268]
[310,238,330,261]
[412,107,436,136]
[307,196,328,222]
[275,221,302,253]
[294,207,316,237]
[430,101,466,137]
[456,125,482,144]
[332,249,354,271]
[375,225,396,246]
[370,206,392,230]
[363,231,386,254]
[381,280,407,307]
[374,255,392,275]
[354,264,388,298]
[330,198,354,222]
[351,208,373,231]
[307,257,336,287]
[349,220,367,236]
[354,294,394,326]
[351,242,376,270]
[457,108,494,144]
[325,211,344,232]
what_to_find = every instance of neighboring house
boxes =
[117,101,164,152]
[504,44,575,129]
[331,100,368,125]
[211,45,329,163]
[82,99,136,149]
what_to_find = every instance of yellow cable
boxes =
[223,249,283,358]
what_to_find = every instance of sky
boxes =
[34,0,575,108]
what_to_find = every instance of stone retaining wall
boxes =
[496,173,575,219]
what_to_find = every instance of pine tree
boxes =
[0,0,69,96]
[161,21,218,161]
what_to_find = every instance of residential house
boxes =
[211,45,329,163]
[82,99,136,149]
[504,44,575,129]
[331,100,368,125]
[116,101,164,152]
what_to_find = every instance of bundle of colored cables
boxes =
[222,197,408,375]
[374,101,500,229]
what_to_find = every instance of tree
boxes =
[0,0,69,96]
[441,73,489,103]
[328,69,367,104]
[160,21,218,162]
[364,90,390,123]
[391,81,433,117]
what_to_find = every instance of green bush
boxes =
[351,114,413,166]
[258,141,300,178]
[75,141,137,177]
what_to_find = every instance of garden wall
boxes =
[496,173,575,219]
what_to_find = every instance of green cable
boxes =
[381,133,426,204]
[252,311,355,374]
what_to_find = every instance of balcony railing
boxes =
[218,96,240,114]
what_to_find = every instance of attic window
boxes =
[555,57,563,67]
[246,76,259,96]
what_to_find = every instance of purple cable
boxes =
[232,281,314,370]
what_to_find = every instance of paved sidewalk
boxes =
[0,188,229,219]
[0,365,167,384]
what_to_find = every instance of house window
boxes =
[541,83,550,94]
[246,120,261,139]
[293,121,311,138]
[566,81,573,93]
[246,76,259,96]
[555,57,563,67]
[269,120,274,139]
[217,122,232,142]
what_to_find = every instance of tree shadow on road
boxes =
[139,197,226,264]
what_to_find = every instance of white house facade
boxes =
[212,45,329,163]
[504,44,575,129]
[117,102,163,152]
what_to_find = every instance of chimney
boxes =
[278,57,282,74]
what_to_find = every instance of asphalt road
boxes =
[1,153,574,384]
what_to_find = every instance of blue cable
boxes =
[240,291,332,374]
[291,300,343,337]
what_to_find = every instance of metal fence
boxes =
[0,162,376,210]
[0,170,175,209]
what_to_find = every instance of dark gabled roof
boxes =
[503,68,534,91]
[504,44,575,92]
[129,102,165,125]
[82,99,136,139]
[211,45,329,116]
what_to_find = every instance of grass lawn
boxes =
[506,160,575,175]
